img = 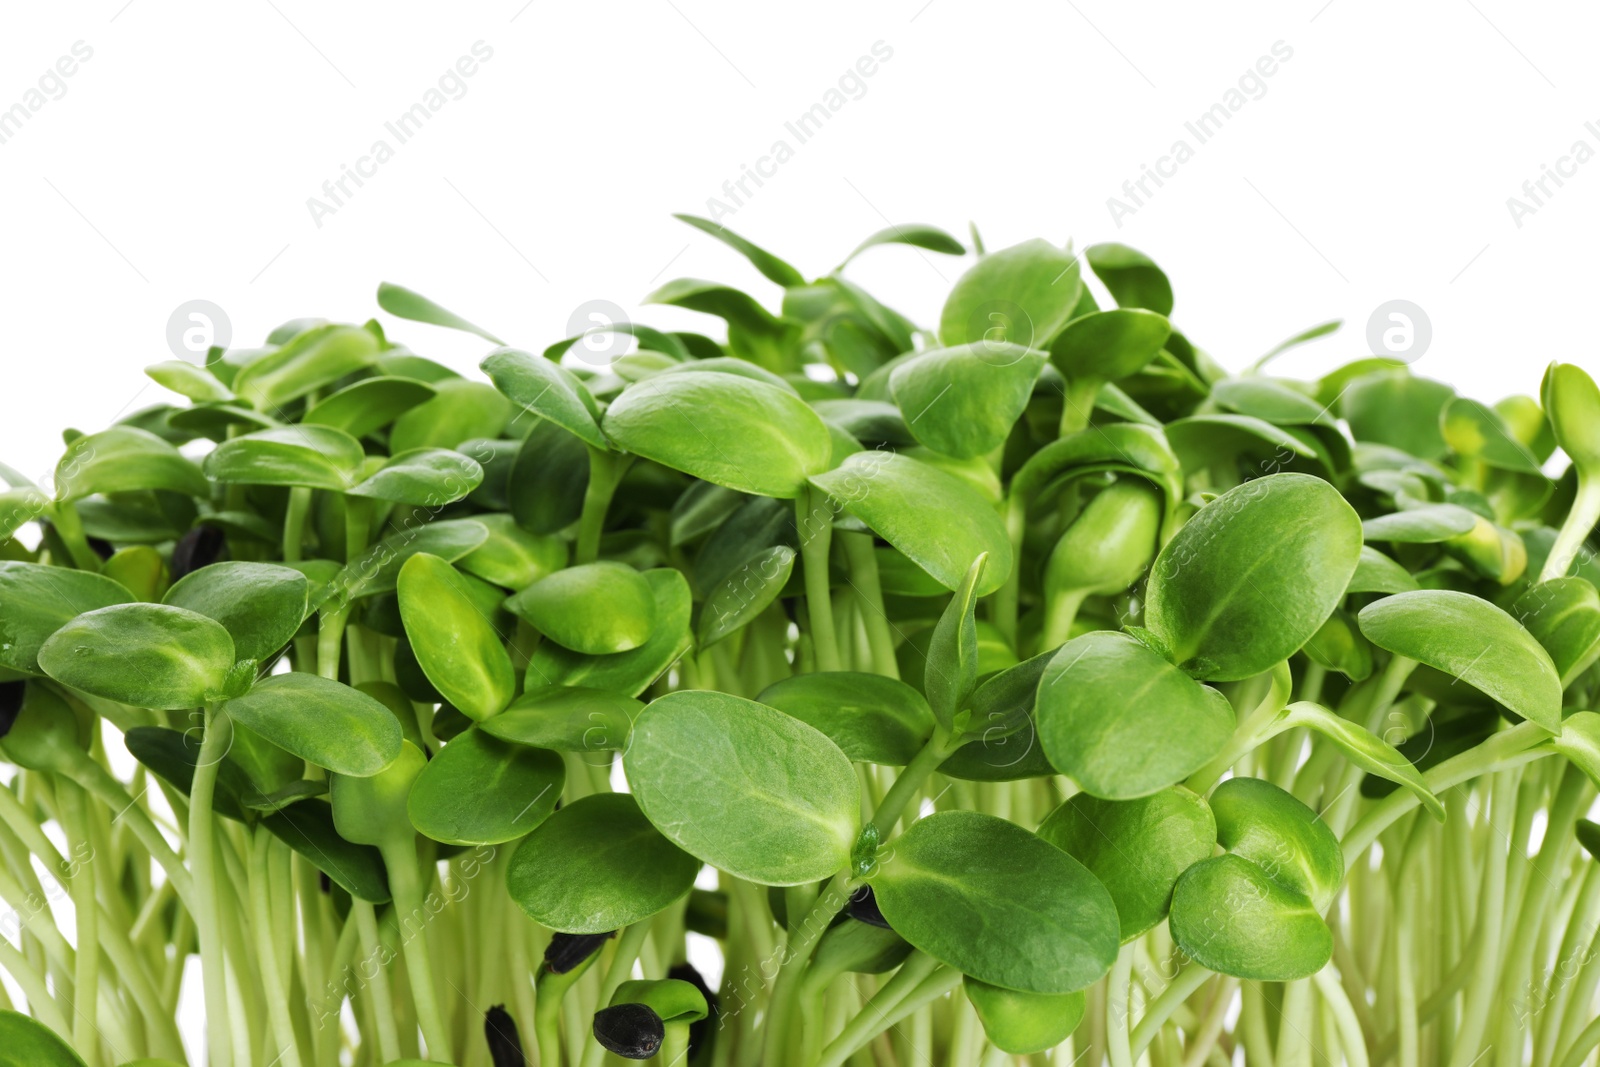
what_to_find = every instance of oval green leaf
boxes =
[397,553,515,721]
[624,690,860,886]
[407,727,564,845]
[507,792,699,933]
[869,811,1118,993]
[38,603,233,709]
[1145,473,1363,681]
[224,672,402,777]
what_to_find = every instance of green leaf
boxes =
[506,562,657,654]
[1514,578,1600,685]
[602,372,833,499]
[482,685,643,752]
[397,553,515,721]
[346,448,483,506]
[1211,377,1334,426]
[624,690,860,885]
[810,452,1011,596]
[1036,631,1234,799]
[1048,309,1171,384]
[939,239,1083,349]
[1341,372,1454,460]
[232,324,383,411]
[1168,777,1340,981]
[1349,546,1419,594]
[1442,397,1542,473]
[0,1008,87,1065]
[1168,854,1332,981]
[146,359,233,403]
[509,420,590,534]
[1009,423,1183,509]
[1036,787,1216,941]
[1279,702,1444,820]
[1544,362,1600,470]
[869,811,1119,993]
[407,727,564,845]
[456,514,568,590]
[1084,243,1173,315]
[889,343,1046,459]
[1362,504,1479,544]
[697,544,795,648]
[203,426,366,490]
[389,379,512,453]
[507,792,699,933]
[376,282,504,344]
[1211,776,1343,908]
[328,518,488,603]
[841,223,964,266]
[756,672,935,765]
[1554,713,1600,791]
[261,798,391,902]
[1144,473,1363,681]
[964,979,1085,1055]
[162,562,308,663]
[525,569,692,697]
[0,562,134,675]
[1358,590,1563,731]
[925,555,987,731]
[481,347,606,449]
[1163,415,1331,476]
[54,426,209,502]
[673,213,805,286]
[301,376,437,437]
[38,603,233,709]
[224,673,402,777]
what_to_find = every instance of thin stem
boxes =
[57,784,97,1064]
[382,837,453,1061]
[250,830,304,1067]
[1341,721,1552,868]
[49,501,102,571]
[190,701,233,1067]
[352,900,402,1063]
[1542,469,1600,582]
[1130,962,1213,1057]
[576,446,629,564]
[1106,947,1134,1067]
[815,953,943,1067]
[1059,376,1102,437]
[868,729,957,836]
[840,532,899,679]
[283,485,312,563]
[797,487,841,672]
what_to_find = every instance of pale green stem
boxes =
[869,729,957,837]
[815,953,945,1067]
[190,702,233,1067]
[1059,377,1102,436]
[250,830,304,1067]
[353,900,402,1064]
[1106,947,1134,1067]
[57,785,97,1065]
[1341,721,1552,868]
[382,837,453,1061]
[283,485,312,563]
[1130,963,1212,1057]
[576,446,629,564]
[1542,470,1600,582]
[797,487,841,672]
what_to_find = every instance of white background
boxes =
[4,1,1600,485]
